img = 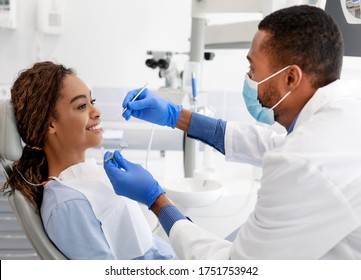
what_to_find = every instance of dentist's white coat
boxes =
[169,80,361,259]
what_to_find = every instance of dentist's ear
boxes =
[286,65,302,89]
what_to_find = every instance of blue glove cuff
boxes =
[168,104,183,128]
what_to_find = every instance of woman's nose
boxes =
[91,105,101,119]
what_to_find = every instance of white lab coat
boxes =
[169,80,361,259]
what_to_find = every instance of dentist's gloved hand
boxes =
[122,88,182,128]
[103,150,165,209]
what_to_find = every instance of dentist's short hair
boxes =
[258,5,344,89]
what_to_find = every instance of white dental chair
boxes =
[0,100,67,260]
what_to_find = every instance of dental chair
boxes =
[0,100,67,260]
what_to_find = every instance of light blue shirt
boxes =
[41,180,177,260]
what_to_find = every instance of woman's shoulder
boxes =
[41,180,93,219]
[41,180,94,225]
[43,179,88,204]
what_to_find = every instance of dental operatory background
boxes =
[1,0,361,259]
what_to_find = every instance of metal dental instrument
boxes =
[106,84,147,163]
[121,83,148,115]
[104,140,128,163]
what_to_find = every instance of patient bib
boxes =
[57,158,153,259]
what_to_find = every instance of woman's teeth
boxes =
[87,124,101,131]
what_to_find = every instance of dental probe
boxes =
[121,83,148,115]
[104,140,128,163]
[106,84,146,164]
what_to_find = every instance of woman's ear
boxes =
[286,65,302,89]
[47,119,57,134]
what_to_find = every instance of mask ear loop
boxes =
[259,65,291,85]
[270,90,292,110]
[259,65,292,110]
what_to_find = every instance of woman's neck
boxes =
[45,147,86,177]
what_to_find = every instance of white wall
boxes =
[1,0,360,99]
[0,0,192,88]
[0,0,252,123]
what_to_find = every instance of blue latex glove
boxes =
[122,88,182,128]
[103,150,165,209]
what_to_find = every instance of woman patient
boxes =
[1,61,176,260]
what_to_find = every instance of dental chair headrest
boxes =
[0,100,23,161]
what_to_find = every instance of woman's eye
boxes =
[78,104,86,110]
[77,99,96,110]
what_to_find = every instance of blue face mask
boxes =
[242,65,291,125]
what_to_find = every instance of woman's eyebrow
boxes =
[70,94,87,104]
[70,91,92,104]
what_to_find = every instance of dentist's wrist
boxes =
[176,109,192,132]
[150,193,173,216]
[152,194,189,236]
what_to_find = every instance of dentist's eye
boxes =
[91,99,96,105]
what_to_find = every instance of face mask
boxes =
[242,65,291,125]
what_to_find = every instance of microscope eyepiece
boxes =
[145,59,158,69]
[157,59,169,69]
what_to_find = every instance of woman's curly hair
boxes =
[1,61,74,210]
